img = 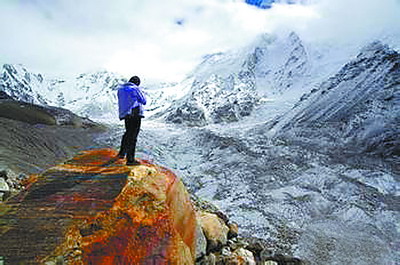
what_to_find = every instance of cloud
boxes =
[0,0,270,81]
[0,0,399,82]
[296,0,400,46]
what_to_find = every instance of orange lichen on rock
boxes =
[0,148,197,264]
[52,148,131,175]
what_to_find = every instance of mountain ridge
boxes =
[270,41,400,170]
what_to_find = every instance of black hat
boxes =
[129,76,140,86]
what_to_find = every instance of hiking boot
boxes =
[117,152,125,159]
[126,160,140,166]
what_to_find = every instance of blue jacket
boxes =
[117,82,147,120]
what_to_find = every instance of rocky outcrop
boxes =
[0,169,24,201]
[0,149,198,264]
[199,211,230,252]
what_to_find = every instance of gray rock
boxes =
[0,177,10,192]
[197,253,216,265]
[208,253,216,265]
[0,177,10,201]
[264,254,305,265]
[260,248,275,261]
[196,221,208,260]
[0,169,28,193]
[221,246,231,256]
[0,91,13,100]
[198,211,230,252]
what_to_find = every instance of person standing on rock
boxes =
[117,76,147,165]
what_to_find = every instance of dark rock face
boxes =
[165,99,208,127]
[274,41,400,165]
[0,91,13,100]
[0,100,56,125]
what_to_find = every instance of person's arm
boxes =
[135,87,147,105]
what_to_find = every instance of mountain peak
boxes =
[0,63,47,105]
[359,41,390,56]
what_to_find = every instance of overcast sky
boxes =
[0,0,399,82]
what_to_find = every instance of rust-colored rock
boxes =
[0,148,197,264]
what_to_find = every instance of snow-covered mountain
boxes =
[270,41,400,164]
[55,71,124,120]
[0,64,48,105]
[0,65,125,120]
[159,47,261,126]
[157,32,355,127]
[0,64,186,122]
[0,32,350,124]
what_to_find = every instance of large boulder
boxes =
[0,148,198,264]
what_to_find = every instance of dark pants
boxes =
[119,114,142,162]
